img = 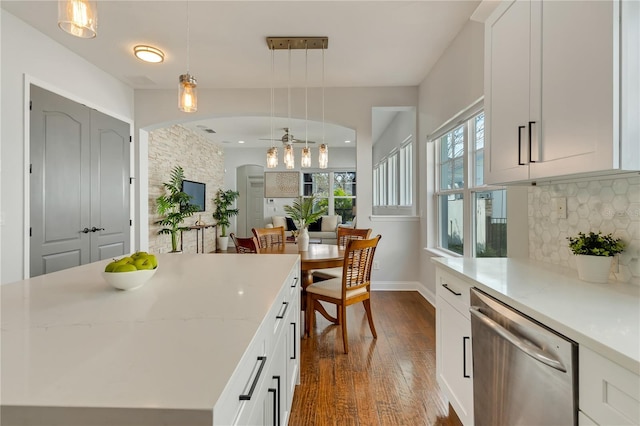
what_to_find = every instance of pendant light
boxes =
[284,43,295,169]
[319,41,329,169]
[301,43,312,168]
[57,0,97,39]
[266,45,278,168]
[178,1,197,112]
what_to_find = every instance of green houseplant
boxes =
[284,195,328,251]
[212,189,240,251]
[567,231,624,283]
[155,166,199,252]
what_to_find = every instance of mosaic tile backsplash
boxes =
[529,175,640,284]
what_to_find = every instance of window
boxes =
[303,171,356,224]
[434,110,507,257]
[373,137,413,208]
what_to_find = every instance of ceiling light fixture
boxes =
[301,43,311,168]
[266,44,278,168]
[284,43,295,169]
[178,1,197,112]
[266,37,329,169]
[133,45,165,63]
[57,0,97,39]
[319,41,329,169]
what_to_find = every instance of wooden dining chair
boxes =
[252,226,286,249]
[230,233,260,254]
[312,227,373,281]
[306,235,382,353]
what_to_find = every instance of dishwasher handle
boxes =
[469,306,567,373]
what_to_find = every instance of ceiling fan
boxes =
[260,128,316,145]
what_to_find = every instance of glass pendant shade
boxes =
[178,74,198,112]
[301,147,311,168]
[319,144,329,169]
[266,147,278,168]
[284,144,295,169]
[58,0,97,38]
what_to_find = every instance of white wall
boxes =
[417,20,485,303]
[0,11,135,284]
[135,86,419,284]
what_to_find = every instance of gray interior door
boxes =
[30,85,130,277]
[90,110,130,261]
[246,176,264,236]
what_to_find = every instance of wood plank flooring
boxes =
[289,291,462,426]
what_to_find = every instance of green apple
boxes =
[131,251,148,260]
[114,263,137,273]
[147,254,158,269]
[104,260,119,272]
[115,257,134,265]
[133,257,154,270]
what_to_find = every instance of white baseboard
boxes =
[371,281,435,308]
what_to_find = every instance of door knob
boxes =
[81,228,91,234]
[91,227,105,232]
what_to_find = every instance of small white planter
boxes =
[217,236,229,252]
[575,255,613,283]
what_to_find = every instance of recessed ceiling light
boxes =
[238,140,245,144]
[345,140,352,144]
[133,45,165,63]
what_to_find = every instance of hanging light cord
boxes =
[288,43,291,144]
[322,42,325,144]
[305,42,308,148]
[270,45,275,148]
[186,1,190,73]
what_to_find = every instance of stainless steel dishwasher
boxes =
[470,288,578,426]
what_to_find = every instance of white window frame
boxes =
[431,102,506,258]
[399,139,413,206]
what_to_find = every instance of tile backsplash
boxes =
[529,175,640,284]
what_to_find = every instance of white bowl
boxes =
[102,267,158,291]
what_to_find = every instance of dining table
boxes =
[260,243,345,335]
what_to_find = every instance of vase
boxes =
[575,255,613,283]
[218,236,229,252]
[298,228,310,252]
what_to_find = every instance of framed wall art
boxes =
[264,171,300,198]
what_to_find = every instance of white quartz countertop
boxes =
[1,254,299,412]
[432,257,640,373]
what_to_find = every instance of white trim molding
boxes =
[371,281,436,307]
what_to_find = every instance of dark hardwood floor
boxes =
[289,291,462,426]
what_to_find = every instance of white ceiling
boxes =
[2,0,490,147]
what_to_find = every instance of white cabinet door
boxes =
[485,0,532,184]
[437,298,474,425]
[532,0,617,179]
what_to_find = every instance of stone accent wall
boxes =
[529,175,640,284]
[148,125,224,254]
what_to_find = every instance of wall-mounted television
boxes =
[181,180,206,212]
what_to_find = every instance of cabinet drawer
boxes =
[435,269,472,318]
[579,346,640,425]
[214,336,267,426]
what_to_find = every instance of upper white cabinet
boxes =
[485,0,640,184]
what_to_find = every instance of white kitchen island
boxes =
[1,253,301,426]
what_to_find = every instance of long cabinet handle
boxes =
[463,336,470,378]
[469,306,566,372]
[276,301,289,319]
[268,388,277,425]
[290,322,297,360]
[239,356,267,401]
[518,125,526,165]
[441,283,462,296]
[291,276,299,288]
[270,375,281,426]
[528,121,537,163]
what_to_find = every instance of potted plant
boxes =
[284,195,327,251]
[212,189,240,251]
[155,166,199,253]
[567,231,625,283]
